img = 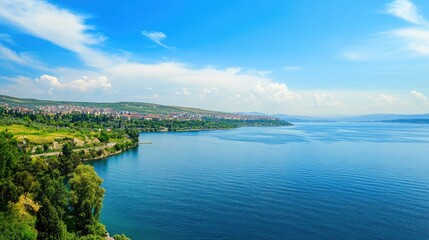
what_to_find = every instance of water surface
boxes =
[90,122,429,240]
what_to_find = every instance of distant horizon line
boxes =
[0,94,428,118]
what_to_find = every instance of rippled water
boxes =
[89,122,429,240]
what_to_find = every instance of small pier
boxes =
[139,141,153,144]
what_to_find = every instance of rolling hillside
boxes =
[0,95,219,115]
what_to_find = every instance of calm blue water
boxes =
[89,122,429,240]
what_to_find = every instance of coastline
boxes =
[86,124,293,162]
[84,143,138,162]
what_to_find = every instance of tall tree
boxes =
[35,198,66,240]
[69,165,105,235]
[58,142,81,175]
[34,172,68,219]
[0,131,23,209]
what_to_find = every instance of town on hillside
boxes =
[0,103,279,121]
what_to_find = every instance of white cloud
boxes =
[36,74,62,87]
[105,62,280,96]
[386,0,427,25]
[410,90,427,100]
[142,31,174,50]
[384,0,429,57]
[0,0,103,49]
[313,94,342,108]
[35,74,111,94]
[410,90,429,105]
[250,82,301,104]
[68,76,111,92]
[0,0,113,68]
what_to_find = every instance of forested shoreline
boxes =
[0,108,137,239]
[0,130,132,239]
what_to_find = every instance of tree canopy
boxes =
[69,165,105,236]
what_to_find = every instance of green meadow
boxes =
[0,124,93,144]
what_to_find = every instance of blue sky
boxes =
[0,0,428,115]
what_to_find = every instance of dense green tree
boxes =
[78,234,104,240]
[0,131,19,179]
[125,128,139,142]
[62,142,74,159]
[98,131,109,143]
[35,198,66,240]
[14,171,37,197]
[34,172,68,219]
[69,165,105,236]
[58,142,81,175]
[0,131,23,209]
[113,234,130,240]
[0,210,36,240]
[0,180,22,210]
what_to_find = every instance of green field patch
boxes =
[0,124,83,144]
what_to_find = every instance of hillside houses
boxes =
[2,104,280,122]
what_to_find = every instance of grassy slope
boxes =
[0,95,219,115]
[0,125,85,144]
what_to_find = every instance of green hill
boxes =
[0,95,219,115]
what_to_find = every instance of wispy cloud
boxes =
[0,0,114,68]
[0,33,14,45]
[384,0,429,56]
[369,94,398,108]
[142,31,175,51]
[386,0,427,25]
[342,0,429,61]
[410,90,429,105]
[0,43,39,66]
[0,0,104,49]
[410,90,427,100]
[389,28,429,56]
